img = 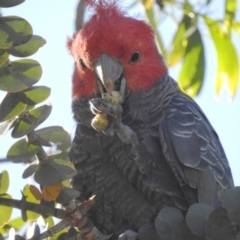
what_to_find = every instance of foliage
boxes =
[0,0,240,240]
[142,0,240,98]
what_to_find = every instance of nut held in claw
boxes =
[102,91,122,104]
[91,114,109,132]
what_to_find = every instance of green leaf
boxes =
[0,170,9,194]
[43,216,54,229]
[204,17,239,98]
[178,28,205,97]
[22,164,39,179]
[7,138,40,163]
[34,158,77,185]
[0,50,9,67]
[166,15,192,66]
[36,126,69,145]
[0,93,26,122]
[155,207,184,240]
[143,0,165,56]
[0,0,25,8]
[220,186,240,223]
[0,217,26,235]
[21,86,51,106]
[186,203,214,237]
[11,104,52,138]
[8,35,46,57]
[0,118,17,136]
[0,59,42,92]
[206,207,239,240]
[0,233,3,240]
[232,20,240,35]
[23,185,41,221]
[0,194,13,228]
[172,220,203,240]
[225,0,237,33]
[0,16,32,49]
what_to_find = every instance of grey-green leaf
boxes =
[220,187,240,224]
[0,16,32,49]
[56,187,80,204]
[0,59,42,92]
[206,207,240,240]
[0,118,17,136]
[7,138,40,163]
[11,104,52,138]
[0,0,25,8]
[36,126,69,145]
[0,50,9,66]
[186,203,214,237]
[0,93,26,122]
[172,220,203,240]
[34,158,77,185]
[8,35,46,57]
[0,170,9,194]
[155,207,184,240]
[22,164,39,179]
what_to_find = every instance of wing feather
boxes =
[160,93,234,206]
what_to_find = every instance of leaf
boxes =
[0,59,42,92]
[206,207,240,240]
[232,21,240,34]
[42,183,62,202]
[36,126,69,145]
[138,225,163,240]
[7,138,40,163]
[0,194,13,228]
[20,86,51,106]
[0,16,32,49]
[172,220,203,240]
[166,15,192,66]
[143,0,165,56]
[0,93,26,122]
[204,17,239,98]
[56,187,80,204]
[22,164,39,179]
[154,207,184,240]
[8,35,46,57]
[0,118,17,136]
[178,28,205,97]
[224,0,237,33]
[23,185,41,221]
[34,158,77,185]
[11,104,52,138]
[0,0,25,8]
[0,50,9,66]
[186,203,214,237]
[43,216,54,229]
[220,187,240,223]
[0,170,9,194]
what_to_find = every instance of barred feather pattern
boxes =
[69,75,233,238]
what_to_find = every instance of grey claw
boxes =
[118,230,138,240]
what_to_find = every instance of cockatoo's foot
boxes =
[118,230,138,240]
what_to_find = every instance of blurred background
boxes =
[0,0,240,220]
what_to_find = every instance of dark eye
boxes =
[79,58,87,68]
[129,52,140,64]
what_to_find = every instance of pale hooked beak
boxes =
[94,53,126,101]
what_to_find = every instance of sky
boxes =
[0,0,240,212]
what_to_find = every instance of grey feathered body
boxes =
[69,75,233,238]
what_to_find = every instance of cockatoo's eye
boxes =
[79,58,87,68]
[129,52,140,64]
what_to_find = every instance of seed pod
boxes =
[102,91,122,104]
[91,114,109,132]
